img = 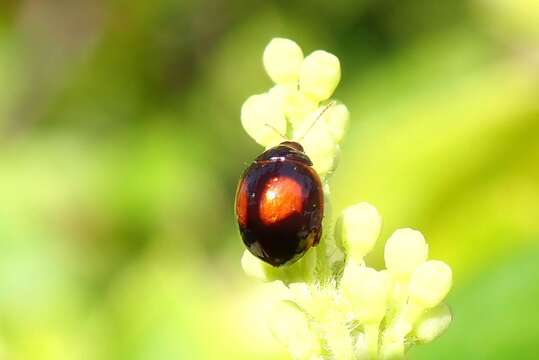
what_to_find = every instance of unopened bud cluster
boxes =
[240,38,453,359]
[241,37,348,177]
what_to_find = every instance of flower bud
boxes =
[263,38,304,84]
[414,303,452,343]
[380,336,405,360]
[241,250,278,281]
[307,290,355,360]
[269,301,320,360]
[241,250,267,280]
[241,93,286,147]
[384,228,428,277]
[337,202,382,262]
[288,282,312,309]
[299,111,338,176]
[323,103,349,142]
[299,50,341,101]
[268,85,318,127]
[341,263,390,324]
[354,333,370,360]
[409,260,452,308]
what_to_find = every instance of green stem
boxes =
[315,184,334,283]
[364,323,380,359]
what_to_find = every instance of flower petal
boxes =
[268,301,320,359]
[297,109,338,176]
[299,50,341,101]
[414,303,452,343]
[384,228,428,277]
[241,93,286,147]
[409,260,453,308]
[263,38,304,85]
[341,264,390,324]
[337,202,382,261]
[324,103,349,142]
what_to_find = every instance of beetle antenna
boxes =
[296,100,336,142]
[264,123,288,141]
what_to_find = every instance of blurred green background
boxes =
[0,0,538,359]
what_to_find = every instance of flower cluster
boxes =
[240,38,453,360]
[241,38,348,177]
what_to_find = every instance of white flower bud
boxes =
[269,301,320,360]
[241,93,286,147]
[380,336,405,360]
[341,263,390,324]
[241,250,278,281]
[299,50,341,101]
[267,84,292,107]
[263,38,304,84]
[241,250,268,280]
[354,333,370,360]
[288,282,312,308]
[323,103,349,142]
[337,202,382,261]
[309,291,355,360]
[384,228,428,277]
[268,85,318,127]
[409,260,452,308]
[298,109,338,176]
[414,303,452,343]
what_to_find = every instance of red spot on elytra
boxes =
[259,176,303,225]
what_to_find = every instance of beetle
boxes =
[235,140,324,266]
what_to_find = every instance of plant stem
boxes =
[364,323,380,359]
